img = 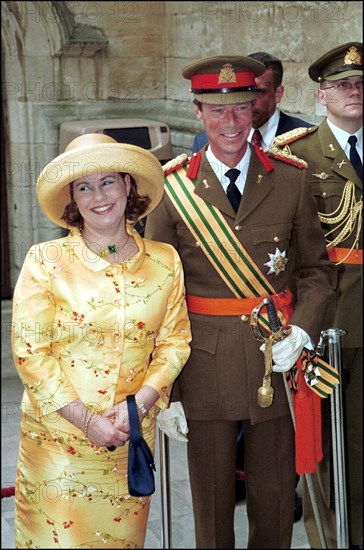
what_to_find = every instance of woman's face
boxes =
[72,172,131,232]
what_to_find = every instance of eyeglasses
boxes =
[322,80,363,92]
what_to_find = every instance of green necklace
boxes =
[82,232,130,258]
[98,244,118,258]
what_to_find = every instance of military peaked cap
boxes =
[309,42,362,82]
[182,55,265,104]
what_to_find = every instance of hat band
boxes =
[191,85,257,94]
[190,71,256,90]
[323,65,363,78]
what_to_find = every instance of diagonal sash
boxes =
[165,165,276,300]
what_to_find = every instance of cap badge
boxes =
[344,46,362,66]
[218,63,237,84]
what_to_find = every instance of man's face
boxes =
[251,69,284,128]
[194,102,252,164]
[318,75,363,128]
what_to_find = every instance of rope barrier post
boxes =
[159,429,172,548]
[321,328,349,549]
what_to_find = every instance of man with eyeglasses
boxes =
[271,42,362,549]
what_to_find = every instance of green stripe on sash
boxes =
[165,167,275,299]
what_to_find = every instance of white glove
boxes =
[260,325,312,373]
[157,402,189,442]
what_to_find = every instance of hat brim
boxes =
[36,142,165,228]
[194,90,257,104]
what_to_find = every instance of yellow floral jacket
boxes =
[11,226,191,434]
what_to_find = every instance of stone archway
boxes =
[1,1,107,290]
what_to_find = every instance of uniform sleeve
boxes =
[289,172,337,343]
[11,245,79,417]
[144,192,178,247]
[142,247,191,409]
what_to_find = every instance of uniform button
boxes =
[195,241,200,247]
[322,192,327,197]
[274,236,280,242]
[235,225,242,231]
[240,315,249,322]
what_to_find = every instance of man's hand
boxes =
[260,325,312,372]
[157,402,189,442]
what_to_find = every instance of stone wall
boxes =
[1,1,363,289]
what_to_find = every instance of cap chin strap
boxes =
[191,86,257,94]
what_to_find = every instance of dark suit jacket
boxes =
[191,110,312,153]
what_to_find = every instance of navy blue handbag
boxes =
[127,394,156,497]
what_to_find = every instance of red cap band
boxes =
[190,71,256,90]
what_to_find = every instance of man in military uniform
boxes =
[192,51,313,520]
[270,42,362,549]
[145,55,336,549]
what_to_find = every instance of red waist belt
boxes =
[328,247,362,264]
[186,288,294,320]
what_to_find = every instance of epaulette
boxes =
[267,143,308,170]
[163,153,189,176]
[273,126,316,147]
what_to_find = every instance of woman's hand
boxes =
[103,401,131,433]
[58,399,130,449]
[86,413,130,448]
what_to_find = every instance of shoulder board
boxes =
[267,144,308,169]
[273,126,316,146]
[163,154,189,176]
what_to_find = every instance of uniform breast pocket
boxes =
[250,222,292,266]
[311,180,346,214]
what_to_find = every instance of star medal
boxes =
[264,248,288,275]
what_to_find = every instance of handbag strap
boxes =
[127,395,142,444]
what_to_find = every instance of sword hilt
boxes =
[263,298,281,333]
[263,297,292,343]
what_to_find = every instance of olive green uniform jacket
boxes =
[288,119,362,348]
[145,145,336,424]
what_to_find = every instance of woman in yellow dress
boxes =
[11,133,192,548]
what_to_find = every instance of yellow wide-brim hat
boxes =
[36,133,165,228]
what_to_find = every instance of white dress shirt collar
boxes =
[327,119,363,162]
[206,145,251,194]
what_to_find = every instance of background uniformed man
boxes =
[275,42,362,549]
[145,55,336,549]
